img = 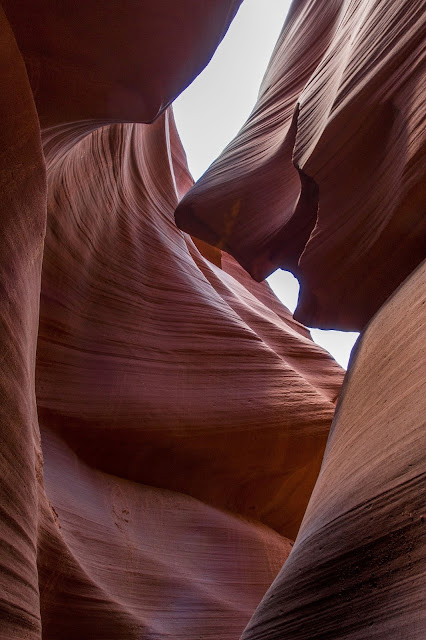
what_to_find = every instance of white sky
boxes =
[173,0,359,369]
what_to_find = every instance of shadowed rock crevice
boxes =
[247,104,321,282]
[259,165,320,281]
[175,0,425,331]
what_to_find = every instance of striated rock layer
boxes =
[38,428,293,640]
[38,110,344,546]
[242,260,426,639]
[1,0,424,637]
[0,7,47,637]
[175,0,426,330]
[0,5,345,638]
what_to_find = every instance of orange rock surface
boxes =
[176,0,426,330]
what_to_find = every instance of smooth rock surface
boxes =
[1,1,424,637]
[38,110,343,542]
[175,0,426,330]
[35,111,343,637]
[38,428,293,640]
[242,260,426,639]
[0,6,345,635]
[2,0,243,126]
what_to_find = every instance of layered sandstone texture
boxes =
[242,261,426,640]
[0,3,346,638]
[1,0,425,638]
[176,0,426,330]
[0,7,47,637]
[36,113,343,639]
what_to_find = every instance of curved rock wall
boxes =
[176,0,425,330]
[0,1,424,638]
[0,4,345,638]
[0,8,46,637]
[242,260,426,639]
[38,112,343,543]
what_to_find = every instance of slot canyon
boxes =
[0,1,425,638]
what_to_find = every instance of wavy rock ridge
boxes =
[176,0,425,330]
[242,261,426,639]
[36,110,344,640]
[0,1,424,639]
[0,3,345,638]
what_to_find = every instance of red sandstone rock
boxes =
[175,0,426,330]
[38,110,343,543]
[0,5,345,636]
[2,1,423,638]
[37,108,342,638]
[241,260,426,639]
[0,8,46,637]
[2,0,243,126]
[38,428,293,640]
